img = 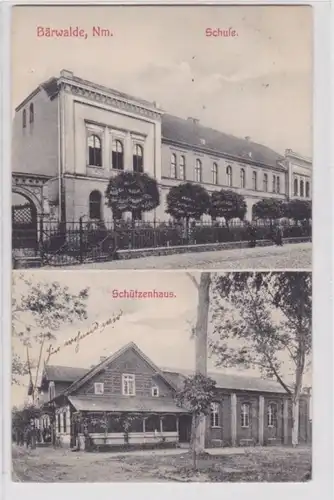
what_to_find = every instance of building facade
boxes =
[12,69,312,227]
[34,342,311,450]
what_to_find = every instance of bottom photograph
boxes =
[11,270,312,483]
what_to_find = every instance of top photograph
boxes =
[11,5,312,270]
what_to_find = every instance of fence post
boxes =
[39,217,44,258]
[79,217,84,263]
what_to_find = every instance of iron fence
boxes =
[12,218,312,267]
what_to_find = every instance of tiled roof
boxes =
[161,114,284,168]
[162,369,288,394]
[68,396,186,413]
[43,365,89,382]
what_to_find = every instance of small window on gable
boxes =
[22,109,26,129]
[152,385,159,397]
[29,103,34,124]
[122,374,136,396]
[94,382,104,395]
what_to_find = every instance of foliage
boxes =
[12,404,41,432]
[105,171,160,218]
[210,272,311,390]
[166,183,210,221]
[175,374,217,416]
[252,198,284,221]
[209,189,247,225]
[12,275,90,389]
[284,200,312,222]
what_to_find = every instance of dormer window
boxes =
[122,374,136,396]
[152,385,159,397]
[48,381,55,401]
[94,382,104,395]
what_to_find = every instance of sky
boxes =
[11,5,312,157]
[11,270,312,407]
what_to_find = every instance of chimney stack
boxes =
[188,117,200,125]
[60,69,74,78]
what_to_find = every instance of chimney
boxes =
[245,136,251,142]
[60,69,74,78]
[188,117,200,125]
[100,356,107,362]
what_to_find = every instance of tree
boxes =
[210,272,312,447]
[284,199,312,224]
[209,189,247,227]
[252,198,284,225]
[105,171,160,221]
[187,272,211,453]
[175,374,216,468]
[166,183,210,239]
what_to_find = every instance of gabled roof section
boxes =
[41,365,89,384]
[15,77,60,112]
[162,369,288,394]
[64,342,178,396]
[161,114,284,169]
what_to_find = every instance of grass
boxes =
[12,444,311,483]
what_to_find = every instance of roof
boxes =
[43,365,89,383]
[162,369,287,394]
[161,114,284,168]
[63,342,178,396]
[68,396,186,414]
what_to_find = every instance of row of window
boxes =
[171,155,282,193]
[88,134,144,172]
[210,402,278,429]
[22,104,34,128]
[294,178,310,198]
[93,374,159,397]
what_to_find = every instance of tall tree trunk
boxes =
[194,272,211,452]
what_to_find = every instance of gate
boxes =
[12,201,38,251]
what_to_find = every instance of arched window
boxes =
[179,155,186,180]
[226,166,232,187]
[29,103,34,124]
[300,180,304,197]
[276,176,280,194]
[263,173,268,192]
[294,178,298,196]
[273,175,276,193]
[210,402,220,428]
[241,403,250,428]
[133,144,143,173]
[112,139,124,170]
[240,168,245,188]
[212,162,218,185]
[170,153,177,179]
[22,109,26,129]
[88,135,102,167]
[306,181,310,198]
[252,171,257,191]
[89,190,102,220]
[267,403,278,427]
[195,159,202,182]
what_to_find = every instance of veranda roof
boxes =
[68,396,187,414]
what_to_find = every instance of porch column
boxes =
[283,399,289,445]
[143,417,146,433]
[258,395,264,446]
[160,417,163,433]
[176,416,179,434]
[230,393,237,447]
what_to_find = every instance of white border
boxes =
[1,1,333,500]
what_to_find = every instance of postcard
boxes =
[11,4,312,271]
